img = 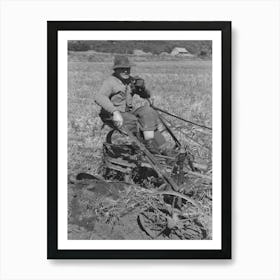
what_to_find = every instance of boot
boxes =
[144,139,161,154]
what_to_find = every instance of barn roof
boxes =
[173,47,189,52]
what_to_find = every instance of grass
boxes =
[68,52,212,239]
[68,53,212,175]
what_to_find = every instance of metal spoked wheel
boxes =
[137,191,208,240]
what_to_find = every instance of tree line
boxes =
[68,40,212,56]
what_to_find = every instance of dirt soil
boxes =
[68,176,212,240]
[68,179,153,240]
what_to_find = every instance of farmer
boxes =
[94,55,165,154]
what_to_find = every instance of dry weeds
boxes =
[68,52,212,240]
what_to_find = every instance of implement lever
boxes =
[120,126,180,192]
[149,101,212,131]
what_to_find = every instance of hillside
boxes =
[68,40,212,57]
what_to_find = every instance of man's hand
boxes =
[148,97,155,105]
[112,111,123,128]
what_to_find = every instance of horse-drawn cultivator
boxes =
[74,103,212,240]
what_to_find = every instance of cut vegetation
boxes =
[68,51,212,240]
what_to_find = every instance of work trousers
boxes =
[99,105,166,147]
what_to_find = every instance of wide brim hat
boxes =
[112,55,135,69]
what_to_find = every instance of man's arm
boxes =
[94,80,117,114]
[136,88,151,99]
[131,76,151,99]
[94,79,123,128]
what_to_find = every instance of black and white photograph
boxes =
[48,21,231,259]
[68,40,213,241]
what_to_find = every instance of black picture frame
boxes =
[47,21,231,259]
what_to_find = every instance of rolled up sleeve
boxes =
[94,80,117,114]
[135,88,151,99]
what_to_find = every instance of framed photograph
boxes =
[48,21,231,259]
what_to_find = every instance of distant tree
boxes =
[68,41,90,51]
[164,45,172,53]
[143,46,152,53]
[199,50,208,57]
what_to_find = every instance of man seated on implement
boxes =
[94,55,165,154]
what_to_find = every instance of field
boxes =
[68,52,212,240]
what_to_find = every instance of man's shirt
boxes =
[94,75,150,114]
